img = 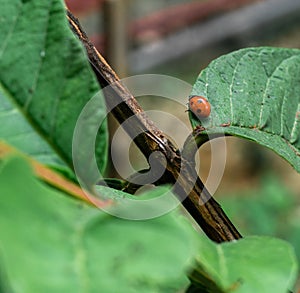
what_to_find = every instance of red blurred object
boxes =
[65,0,104,15]
[66,0,262,52]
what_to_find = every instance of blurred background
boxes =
[65,0,300,287]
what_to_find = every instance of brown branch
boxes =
[66,9,242,243]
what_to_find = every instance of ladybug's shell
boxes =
[189,96,211,118]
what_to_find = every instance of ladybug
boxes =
[189,95,211,119]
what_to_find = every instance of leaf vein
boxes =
[24,1,53,110]
[290,103,300,143]
[0,2,22,58]
[216,245,228,285]
[259,55,298,129]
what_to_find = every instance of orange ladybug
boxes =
[189,95,211,119]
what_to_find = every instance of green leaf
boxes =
[190,236,298,293]
[190,47,300,172]
[0,156,197,293]
[0,0,108,173]
[95,183,180,220]
[220,174,296,236]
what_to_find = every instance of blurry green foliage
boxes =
[220,174,300,263]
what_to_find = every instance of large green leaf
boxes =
[190,236,298,293]
[94,183,180,220]
[0,156,197,292]
[190,47,300,172]
[0,0,108,173]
